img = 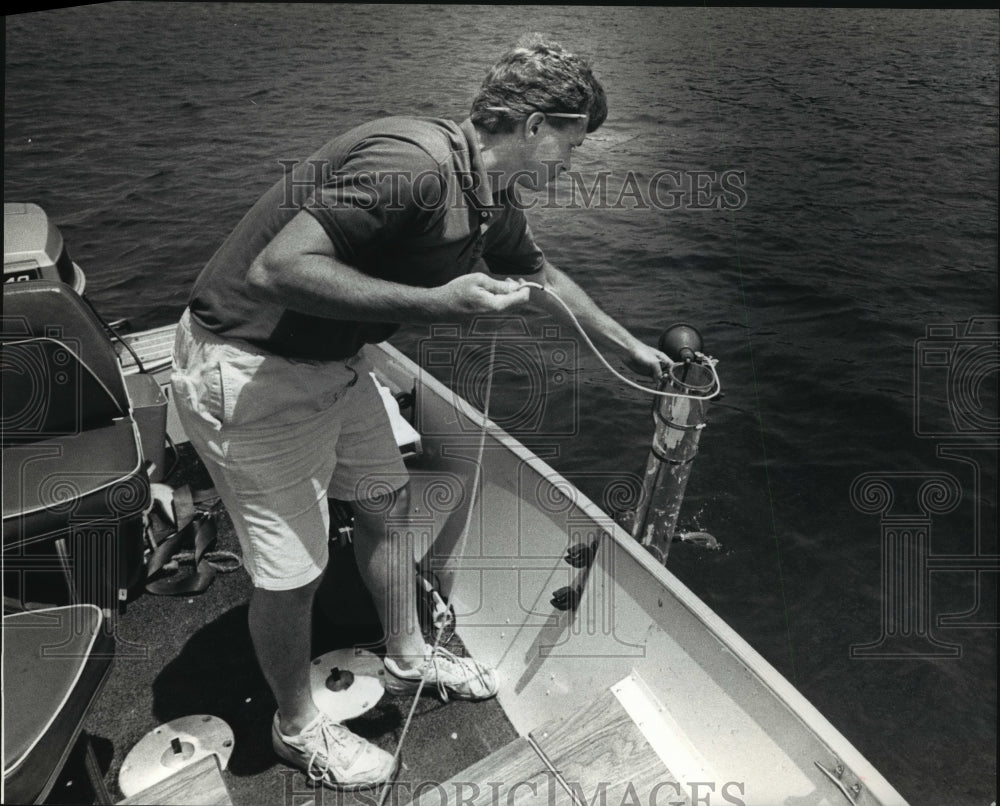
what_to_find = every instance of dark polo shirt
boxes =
[188,117,545,360]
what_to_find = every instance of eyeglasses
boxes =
[484,105,588,120]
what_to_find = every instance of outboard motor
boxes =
[4,203,86,293]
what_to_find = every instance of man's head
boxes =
[470,34,607,190]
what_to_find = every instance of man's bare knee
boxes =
[352,483,410,529]
[252,573,324,604]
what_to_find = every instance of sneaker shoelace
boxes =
[424,646,492,702]
[301,717,362,783]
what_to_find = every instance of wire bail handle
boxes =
[658,353,721,402]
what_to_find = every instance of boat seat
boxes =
[1,280,132,409]
[3,402,146,543]
[2,281,149,614]
[2,604,115,804]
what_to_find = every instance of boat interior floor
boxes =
[62,444,521,806]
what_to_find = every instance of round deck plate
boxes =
[310,648,385,722]
[118,715,234,797]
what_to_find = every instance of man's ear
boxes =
[524,111,546,138]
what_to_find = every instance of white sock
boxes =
[384,646,433,676]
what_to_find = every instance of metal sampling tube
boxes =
[630,351,717,564]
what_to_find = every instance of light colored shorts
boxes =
[169,309,408,591]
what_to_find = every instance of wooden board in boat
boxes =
[116,755,233,806]
[408,681,685,806]
[408,737,575,806]
[528,685,680,806]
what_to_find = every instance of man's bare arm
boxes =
[247,211,530,321]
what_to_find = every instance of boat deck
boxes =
[60,394,690,805]
[115,324,176,376]
[73,443,521,806]
[73,446,687,806]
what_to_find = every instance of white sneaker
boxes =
[383,646,499,702]
[271,711,397,790]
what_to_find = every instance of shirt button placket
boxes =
[472,208,491,261]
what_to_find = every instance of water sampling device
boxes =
[627,323,721,563]
[514,280,723,564]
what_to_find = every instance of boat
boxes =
[2,205,911,806]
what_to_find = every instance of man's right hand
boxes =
[436,273,532,316]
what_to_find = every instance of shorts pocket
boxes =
[169,351,225,430]
[218,351,358,429]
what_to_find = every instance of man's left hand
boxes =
[624,342,673,381]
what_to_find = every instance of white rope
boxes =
[517,280,722,401]
[379,335,497,805]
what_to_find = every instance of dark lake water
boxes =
[5,6,997,804]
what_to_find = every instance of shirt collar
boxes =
[458,118,499,212]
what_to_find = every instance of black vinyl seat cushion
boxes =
[2,417,147,547]
[2,604,114,804]
[2,340,150,604]
[2,336,147,545]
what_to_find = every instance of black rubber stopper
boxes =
[659,323,704,363]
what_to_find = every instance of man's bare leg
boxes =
[352,484,499,700]
[248,574,323,734]
[351,486,428,670]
